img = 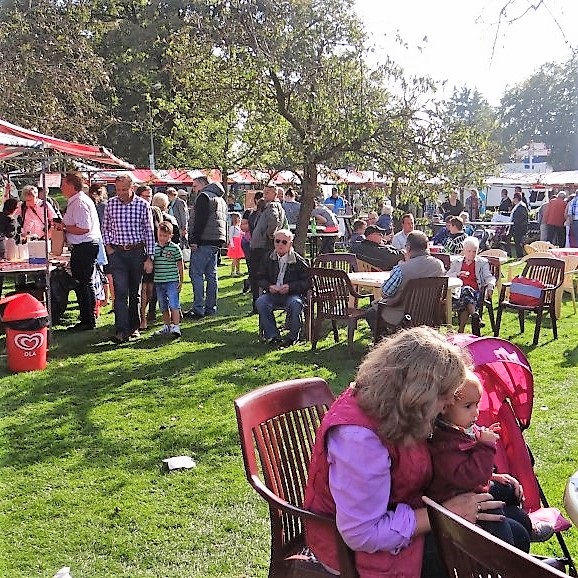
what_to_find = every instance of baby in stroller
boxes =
[427,371,554,550]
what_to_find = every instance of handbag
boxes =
[509,276,546,307]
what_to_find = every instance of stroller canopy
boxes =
[448,334,534,430]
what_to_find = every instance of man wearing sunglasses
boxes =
[255,229,310,347]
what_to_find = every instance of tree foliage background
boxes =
[0,0,576,183]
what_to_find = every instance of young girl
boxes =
[227,212,244,277]
[427,371,553,551]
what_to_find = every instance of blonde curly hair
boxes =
[352,327,471,443]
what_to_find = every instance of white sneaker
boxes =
[156,325,171,335]
[170,324,181,337]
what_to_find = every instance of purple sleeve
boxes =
[326,425,417,554]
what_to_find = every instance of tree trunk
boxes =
[294,160,317,256]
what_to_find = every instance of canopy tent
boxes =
[91,168,222,186]
[0,119,134,168]
[0,119,135,347]
[0,134,44,161]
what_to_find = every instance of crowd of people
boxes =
[2,178,578,348]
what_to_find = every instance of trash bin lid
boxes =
[0,293,48,322]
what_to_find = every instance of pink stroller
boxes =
[448,334,576,575]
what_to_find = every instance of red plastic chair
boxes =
[234,378,358,578]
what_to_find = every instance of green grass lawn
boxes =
[0,262,577,577]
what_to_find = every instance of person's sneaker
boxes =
[531,521,555,542]
[170,324,181,337]
[184,309,204,320]
[266,336,283,346]
[281,336,298,347]
[156,325,171,335]
[129,329,141,340]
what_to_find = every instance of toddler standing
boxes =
[154,221,184,337]
[227,212,244,276]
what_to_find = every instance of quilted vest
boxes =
[303,388,432,578]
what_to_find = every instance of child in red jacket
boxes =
[427,371,553,549]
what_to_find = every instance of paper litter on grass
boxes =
[162,456,197,470]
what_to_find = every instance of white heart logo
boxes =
[14,333,44,351]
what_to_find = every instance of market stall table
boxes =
[348,271,462,326]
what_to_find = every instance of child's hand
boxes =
[492,473,525,501]
[488,422,501,434]
[477,426,499,444]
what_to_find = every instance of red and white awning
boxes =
[0,119,134,168]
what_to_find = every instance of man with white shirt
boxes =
[255,229,310,347]
[391,213,415,250]
[59,172,103,331]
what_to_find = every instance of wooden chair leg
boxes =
[533,309,543,345]
[518,310,525,333]
[486,302,496,334]
[494,305,503,337]
[550,304,558,340]
[331,320,339,343]
[311,317,322,350]
[347,320,356,353]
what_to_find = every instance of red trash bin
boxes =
[0,293,49,372]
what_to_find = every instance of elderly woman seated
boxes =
[447,236,496,334]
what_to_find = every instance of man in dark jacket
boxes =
[256,228,310,347]
[350,225,404,270]
[186,176,228,318]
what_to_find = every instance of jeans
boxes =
[70,242,99,326]
[108,247,146,336]
[189,244,219,315]
[156,281,180,312]
[256,293,304,340]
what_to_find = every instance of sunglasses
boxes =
[274,239,289,245]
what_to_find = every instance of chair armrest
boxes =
[250,475,334,523]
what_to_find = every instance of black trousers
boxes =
[70,242,99,326]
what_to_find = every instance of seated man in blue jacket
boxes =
[256,228,310,347]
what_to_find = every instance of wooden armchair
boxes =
[423,497,568,578]
[494,257,565,345]
[313,252,359,273]
[310,267,372,353]
[431,252,451,271]
[374,277,448,342]
[234,378,358,578]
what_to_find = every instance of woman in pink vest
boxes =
[304,327,504,578]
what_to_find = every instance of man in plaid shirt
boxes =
[103,175,155,343]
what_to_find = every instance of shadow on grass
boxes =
[0,302,366,472]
